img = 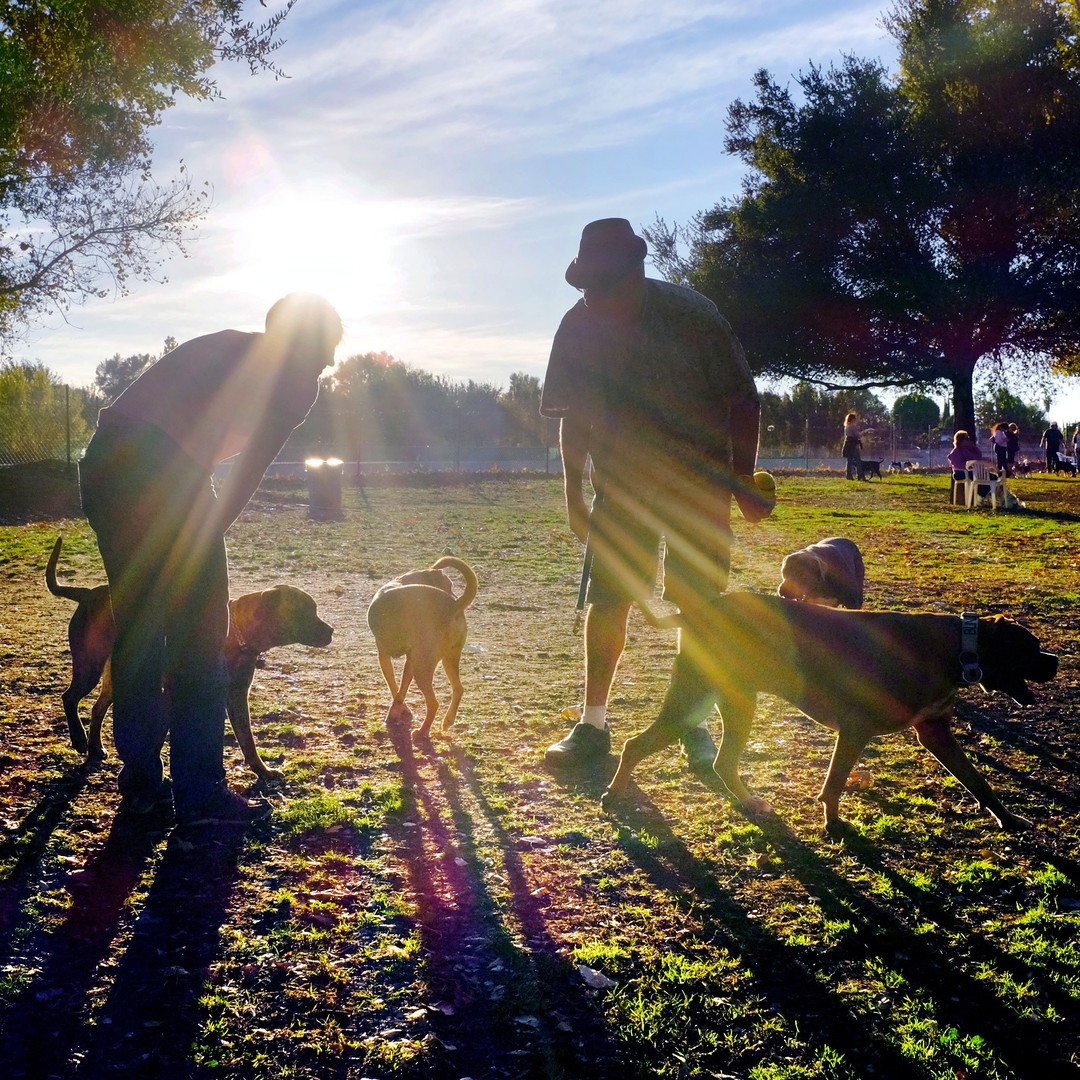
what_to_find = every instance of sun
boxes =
[224,184,406,317]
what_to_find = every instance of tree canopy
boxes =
[0,1,295,347]
[647,0,1080,435]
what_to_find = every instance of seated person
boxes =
[948,430,986,503]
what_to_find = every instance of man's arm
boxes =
[212,416,298,531]
[560,415,591,542]
[730,384,760,480]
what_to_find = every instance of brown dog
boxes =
[367,556,478,739]
[603,592,1057,834]
[778,537,865,608]
[46,536,334,780]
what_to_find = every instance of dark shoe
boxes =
[544,721,611,769]
[119,778,174,816]
[681,726,717,775]
[177,789,272,828]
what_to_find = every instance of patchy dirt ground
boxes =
[2,467,1080,1079]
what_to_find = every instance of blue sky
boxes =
[15,0,1080,417]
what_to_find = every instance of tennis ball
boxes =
[753,469,777,501]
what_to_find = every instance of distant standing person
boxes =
[841,412,866,481]
[78,294,344,827]
[1040,421,1064,472]
[1006,424,1020,473]
[991,422,1009,475]
[539,217,768,775]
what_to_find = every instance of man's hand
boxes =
[734,473,775,523]
[566,492,590,543]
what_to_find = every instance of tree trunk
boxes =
[951,372,977,438]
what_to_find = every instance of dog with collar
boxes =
[778,537,865,608]
[603,593,1057,834]
[46,536,334,779]
[367,556,478,739]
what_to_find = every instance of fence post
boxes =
[804,419,810,472]
[65,384,71,467]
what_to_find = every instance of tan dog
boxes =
[778,537,865,608]
[367,556,478,739]
[603,593,1057,835]
[46,536,334,780]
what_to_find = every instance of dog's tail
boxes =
[430,556,478,614]
[45,536,97,605]
[637,601,685,630]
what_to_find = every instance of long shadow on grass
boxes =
[952,698,1080,820]
[0,809,169,1078]
[385,720,625,1078]
[606,786,916,1078]
[0,766,89,948]
[610,783,1070,1077]
[71,826,246,1078]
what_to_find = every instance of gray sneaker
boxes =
[544,721,611,769]
[681,725,717,774]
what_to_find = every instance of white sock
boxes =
[581,704,607,729]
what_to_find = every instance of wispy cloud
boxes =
[213,0,893,161]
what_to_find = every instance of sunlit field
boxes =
[2,468,1079,1079]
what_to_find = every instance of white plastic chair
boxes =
[965,459,1006,510]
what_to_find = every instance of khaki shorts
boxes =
[585,480,732,611]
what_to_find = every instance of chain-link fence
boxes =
[0,383,93,467]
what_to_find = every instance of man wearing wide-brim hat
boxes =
[540,218,768,773]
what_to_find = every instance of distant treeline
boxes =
[0,351,1060,468]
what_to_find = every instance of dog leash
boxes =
[959,611,983,685]
[574,536,593,635]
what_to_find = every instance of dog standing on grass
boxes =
[778,537,865,609]
[367,556,478,739]
[46,536,334,780]
[605,593,1057,835]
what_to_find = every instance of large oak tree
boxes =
[647,0,1080,435]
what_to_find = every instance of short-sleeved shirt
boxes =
[102,329,321,469]
[540,279,758,494]
[1042,427,1064,452]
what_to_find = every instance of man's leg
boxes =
[662,486,734,773]
[165,527,231,819]
[544,599,631,768]
[80,429,172,812]
[584,599,631,707]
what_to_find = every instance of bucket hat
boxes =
[565,218,647,290]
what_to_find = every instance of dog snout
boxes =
[1034,651,1058,682]
[303,621,334,647]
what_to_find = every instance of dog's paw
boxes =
[823,818,860,841]
[738,795,775,818]
[386,701,413,725]
[599,787,632,815]
[992,809,1032,831]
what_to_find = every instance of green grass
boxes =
[3,469,1080,1078]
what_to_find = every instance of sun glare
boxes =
[226,187,405,317]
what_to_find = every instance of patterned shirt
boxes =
[540,279,759,492]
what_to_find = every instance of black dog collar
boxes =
[960,611,983,685]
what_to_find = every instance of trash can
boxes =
[305,457,343,518]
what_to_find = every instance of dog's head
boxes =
[977,615,1057,706]
[778,550,833,604]
[256,585,334,648]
